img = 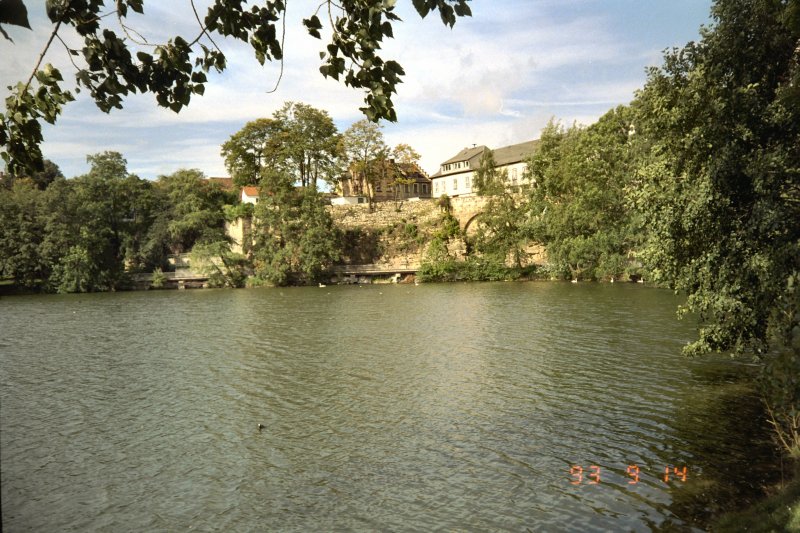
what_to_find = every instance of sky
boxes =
[1,1,713,180]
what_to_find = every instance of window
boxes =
[423,184,428,194]
[413,183,418,193]
[465,175,471,188]
[404,184,410,193]
[453,178,458,190]
[512,168,518,184]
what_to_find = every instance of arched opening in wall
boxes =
[462,213,485,256]
[462,212,484,237]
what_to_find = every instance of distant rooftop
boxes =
[206,177,234,190]
[241,186,259,197]
[432,139,539,177]
[441,145,488,166]
[492,140,539,166]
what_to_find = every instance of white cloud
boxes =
[5,1,712,179]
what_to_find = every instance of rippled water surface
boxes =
[1,283,779,531]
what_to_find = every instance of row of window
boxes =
[441,161,469,173]
[375,182,429,194]
[433,177,467,194]
[432,167,523,194]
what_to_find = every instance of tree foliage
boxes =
[472,192,531,269]
[340,118,388,206]
[0,158,64,190]
[251,186,340,286]
[389,143,422,207]
[632,0,799,454]
[0,152,234,292]
[1,0,471,176]
[634,0,799,355]
[222,102,342,190]
[142,168,233,265]
[0,179,48,287]
[189,240,248,288]
[273,101,341,190]
[473,149,506,196]
[525,109,637,280]
[221,118,284,188]
[43,151,149,291]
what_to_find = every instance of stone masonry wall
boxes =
[327,198,442,229]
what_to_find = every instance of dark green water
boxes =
[0,283,780,531]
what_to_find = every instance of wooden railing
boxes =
[331,263,419,275]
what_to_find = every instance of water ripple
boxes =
[0,284,776,531]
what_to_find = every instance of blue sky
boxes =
[1,1,713,180]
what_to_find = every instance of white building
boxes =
[241,186,259,204]
[430,140,539,197]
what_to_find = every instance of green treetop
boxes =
[0,0,472,177]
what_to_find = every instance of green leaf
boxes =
[303,16,322,39]
[0,0,32,37]
[412,0,430,18]
[454,3,472,17]
[128,0,144,14]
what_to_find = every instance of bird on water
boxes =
[258,423,265,431]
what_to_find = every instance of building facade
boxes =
[336,160,432,203]
[241,186,259,204]
[430,140,539,197]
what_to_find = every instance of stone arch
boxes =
[462,212,483,236]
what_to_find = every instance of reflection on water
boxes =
[0,283,780,531]
[666,363,781,529]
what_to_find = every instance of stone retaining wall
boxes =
[327,199,441,229]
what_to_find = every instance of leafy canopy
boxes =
[340,118,388,204]
[631,0,799,455]
[0,0,472,176]
[526,109,637,281]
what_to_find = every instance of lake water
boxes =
[0,283,780,531]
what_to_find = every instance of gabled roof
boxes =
[492,140,539,166]
[241,186,259,197]
[396,162,431,183]
[432,140,540,177]
[441,145,488,166]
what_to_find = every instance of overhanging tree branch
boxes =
[1,0,472,176]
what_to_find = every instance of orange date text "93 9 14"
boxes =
[570,465,688,485]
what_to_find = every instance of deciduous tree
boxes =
[388,143,421,207]
[273,102,341,190]
[632,0,800,455]
[525,108,637,281]
[473,149,506,196]
[251,186,340,286]
[0,179,48,287]
[1,0,472,176]
[221,118,285,188]
[340,119,388,208]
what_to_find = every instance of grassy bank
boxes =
[713,465,800,532]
